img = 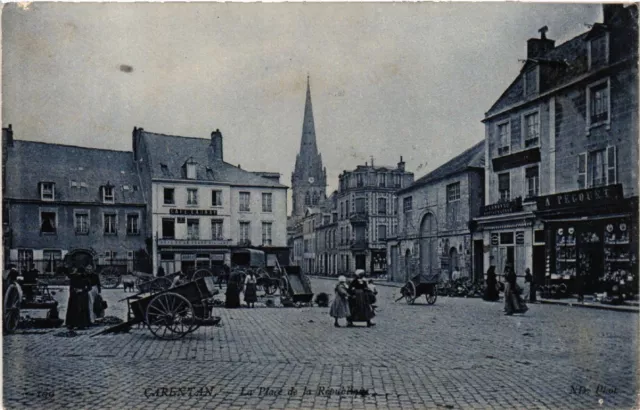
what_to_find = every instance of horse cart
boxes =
[95,276,221,340]
[279,265,314,306]
[62,249,138,290]
[397,273,439,305]
[231,248,279,295]
[3,279,61,333]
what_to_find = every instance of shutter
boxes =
[577,153,587,189]
[606,146,617,185]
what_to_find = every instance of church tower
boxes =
[291,76,327,219]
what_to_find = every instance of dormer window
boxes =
[40,182,55,201]
[588,33,609,70]
[185,158,197,180]
[524,66,538,96]
[102,184,115,204]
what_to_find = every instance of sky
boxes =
[2,2,602,202]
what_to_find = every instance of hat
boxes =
[338,275,346,283]
[355,269,365,277]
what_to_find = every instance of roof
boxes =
[139,130,287,189]
[5,140,145,204]
[397,140,485,194]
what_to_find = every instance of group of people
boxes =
[65,265,106,330]
[329,270,377,327]
[483,265,532,315]
[225,270,258,308]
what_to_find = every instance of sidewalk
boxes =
[309,275,639,313]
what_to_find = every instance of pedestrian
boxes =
[347,270,375,327]
[225,269,242,308]
[483,266,499,301]
[65,267,91,330]
[170,270,187,288]
[244,271,258,308]
[86,265,104,323]
[524,268,534,302]
[367,279,378,308]
[329,276,351,327]
[157,266,166,277]
[504,266,528,316]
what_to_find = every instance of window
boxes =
[500,232,514,245]
[403,197,413,212]
[239,192,250,212]
[103,213,117,235]
[40,211,57,234]
[590,150,606,188]
[18,249,34,273]
[378,197,387,215]
[43,250,62,274]
[164,188,175,205]
[162,218,175,239]
[126,213,140,235]
[187,188,198,206]
[497,122,510,156]
[103,186,114,203]
[262,193,273,212]
[578,147,617,189]
[378,174,386,187]
[340,202,344,219]
[589,34,608,69]
[524,67,538,96]
[356,174,364,187]
[41,183,55,201]
[606,146,617,185]
[262,222,273,246]
[578,153,587,189]
[187,219,199,240]
[523,112,540,148]
[447,183,461,202]
[74,211,89,235]
[394,174,402,188]
[378,225,387,241]
[211,190,222,206]
[355,197,365,214]
[589,81,609,126]
[498,173,510,201]
[239,221,251,243]
[186,163,197,179]
[211,219,224,240]
[525,166,539,198]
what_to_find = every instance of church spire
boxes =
[299,75,317,153]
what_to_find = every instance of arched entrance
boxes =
[449,247,459,279]
[404,249,411,282]
[420,213,438,276]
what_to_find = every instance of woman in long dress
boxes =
[225,270,242,308]
[66,267,91,330]
[86,265,104,324]
[244,272,258,308]
[483,266,500,301]
[504,266,528,316]
[329,276,351,327]
[347,270,375,327]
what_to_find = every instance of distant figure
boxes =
[244,272,258,308]
[504,266,528,316]
[329,276,350,327]
[171,271,187,288]
[157,266,166,278]
[451,268,461,281]
[524,268,535,302]
[225,270,242,308]
[347,270,375,327]
[483,266,499,302]
[367,279,378,307]
[86,265,104,322]
[66,267,91,330]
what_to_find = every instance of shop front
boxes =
[535,184,639,296]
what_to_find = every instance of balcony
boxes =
[349,211,368,225]
[157,238,233,246]
[350,239,367,250]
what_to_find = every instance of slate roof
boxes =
[139,130,287,189]
[397,140,485,195]
[5,140,145,204]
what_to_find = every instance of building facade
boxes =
[335,159,414,276]
[389,142,485,283]
[134,128,289,275]
[3,128,148,274]
[474,4,638,293]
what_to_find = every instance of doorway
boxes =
[532,245,545,286]
[355,254,366,271]
[404,249,411,282]
[474,240,484,283]
[449,247,459,279]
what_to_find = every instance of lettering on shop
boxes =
[169,208,218,216]
[144,386,216,398]
[537,185,623,211]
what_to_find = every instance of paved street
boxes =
[4,278,638,410]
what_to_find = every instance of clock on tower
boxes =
[308,177,315,184]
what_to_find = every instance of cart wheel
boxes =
[100,266,122,289]
[145,293,194,340]
[264,281,278,296]
[192,269,213,281]
[4,284,22,333]
[150,277,173,293]
[403,281,416,305]
[425,286,437,305]
[279,277,290,298]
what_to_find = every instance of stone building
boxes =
[389,141,485,283]
[474,4,638,293]
[133,128,289,275]
[314,192,339,276]
[2,127,147,274]
[336,159,414,276]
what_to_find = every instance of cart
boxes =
[62,249,134,290]
[279,265,314,306]
[397,273,439,305]
[231,248,279,295]
[95,276,221,340]
[3,280,61,333]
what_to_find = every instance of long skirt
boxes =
[521,282,531,302]
[329,294,350,318]
[504,283,528,314]
[66,290,91,329]
[348,290,375,322]
[244,283,257,303]
[87,286,100,323]
[225,282,241,308]
[483,281,500,301]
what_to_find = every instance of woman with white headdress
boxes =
[329,276,351,327]
[347,269,375,327]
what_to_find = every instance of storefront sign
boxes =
[169,208,218,216]
[181,254,196,261]
[492,147,541,172]
[157,239,232,246]
[536,184,623,212]
[481,197,523,217]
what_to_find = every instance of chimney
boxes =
[132,126,138,160]
[398,156,405,172]
[527,26,555,59]
[210,129,223,161]
[2,124,13,148]
[603,4,625,23]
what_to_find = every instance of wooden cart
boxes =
[397,273,439,305]
[231,248,279,295]
[3,280,60,333]
[279,265,314,306]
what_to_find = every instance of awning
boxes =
[537,213,632,223]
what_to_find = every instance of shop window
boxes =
[525,166,539,199]
[164,188,175,205]
[500,232,514,245]
[187,219,200,240]
[40,211,57,234]
[498,173,510,202]
[162,218,175,239]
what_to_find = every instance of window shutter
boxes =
[606,146,617,185]
[577,153,587,189]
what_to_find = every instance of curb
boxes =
[538,299,639,313]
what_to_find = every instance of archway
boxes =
[419,213,438,276]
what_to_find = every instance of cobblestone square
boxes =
[3,278,638,409]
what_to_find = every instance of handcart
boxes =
[279,265,314,306]
[231,248,279,295]
[397,273,439,305]
[3,280,61,333]
[95,277,221,340]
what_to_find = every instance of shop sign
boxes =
[169,208,218,216]
[481,197,523,217]
[210,254,225,261]
[536,184,623,212]
[492,147,541,172]
[157,239,232,246]
[181,254,196,261]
